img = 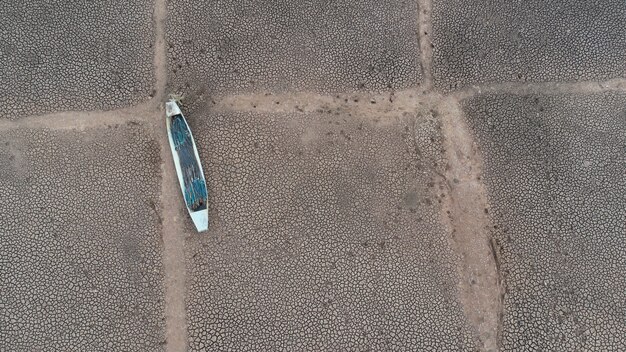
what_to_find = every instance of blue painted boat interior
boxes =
[171,115,208,211]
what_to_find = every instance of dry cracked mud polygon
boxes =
[0,124,165,351]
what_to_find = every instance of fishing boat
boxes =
[165,100,209,232]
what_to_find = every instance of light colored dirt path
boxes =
[156,112,190,352]
[152,0,168,106]
[437,96,502,351]
[0,104,151,131]
[417,0,434,91]
[151,0,190,350]
[452,78,626,100]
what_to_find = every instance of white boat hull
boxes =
[165,100,209,232]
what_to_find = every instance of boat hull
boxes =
[165,101,209,232]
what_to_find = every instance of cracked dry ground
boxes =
[1,0,625,351]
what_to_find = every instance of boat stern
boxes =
[190,210,209,232]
